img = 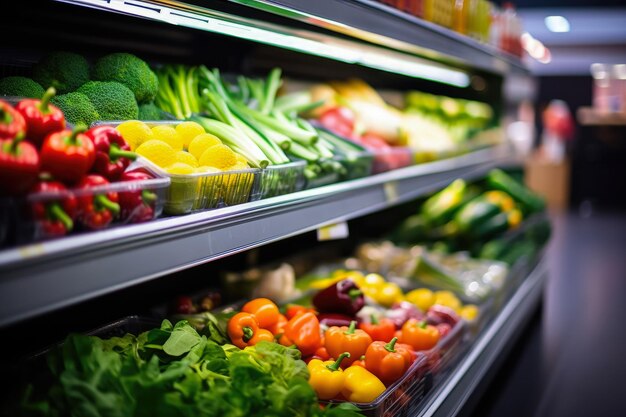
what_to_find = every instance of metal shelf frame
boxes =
[418,256,547,417]
[0,146,512,328]
[230,0,529,75]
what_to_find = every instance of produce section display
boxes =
[0,95,168,246]
[389,168,550,263]
[1,166,549,416]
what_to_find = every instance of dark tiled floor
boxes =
[470,210,626,417]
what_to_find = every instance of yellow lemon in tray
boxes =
[196,166,222,174]
[135,139,176,168]
[165,162,196,175]
[174,150,198,168]
[152,125,183,151]
[199,144,237,170]
[234,153,248,165]
[115,120,153,150]
[188,133,222,160]
[225,161,250,171]
[176,121,206,150]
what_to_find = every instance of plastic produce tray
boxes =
[321,319,467,417]
[368,146,413,174]
[251,160,307,200]
[0,165,169,247]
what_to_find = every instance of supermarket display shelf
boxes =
[577,107,626,126]
[54,0,527,88]
[417,256,546,417]
[0,145,513,328]
[232,0,529,76]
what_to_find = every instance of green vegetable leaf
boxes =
[162,321,202,357]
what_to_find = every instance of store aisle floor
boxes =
[470,209,626,417]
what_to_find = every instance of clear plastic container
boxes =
[321,319,467,417]
[251,160,307,200]
[1,165,169,246]
[370,146,414,174]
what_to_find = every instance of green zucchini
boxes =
[421,179,467,226]
[454,196,501,233]
[389,214,429,244]
[470,210,510,239]
[486,169,545,214]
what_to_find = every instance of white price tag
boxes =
[317,222,349,241]
[384,181,399,203]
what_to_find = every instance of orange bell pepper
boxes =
[285,304,315,320]
[398,319,440,351]
[283,311,322,356]
[267,313,288,336]
[227,312,274,349]
[325,320,373,368]
[242,297,280,329]
[359,315,396,342]
[364,337,416,385]
[351,355,366,368]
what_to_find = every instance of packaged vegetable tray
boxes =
[251,159,307,200]
[0,163,169,246]
[320,318,467,417]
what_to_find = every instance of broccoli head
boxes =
[78,81,138,121]
[93,52,158,104]
[138,102,165,121]
[51,92,100,127]
[33,51,90,94]
[0,76,45,99]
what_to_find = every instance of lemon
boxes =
[234,153,248,165]
[225,161,249,171]
[199,144,237,170]
[405,288,435,312]
[176,121,205,150]
[196,165,222,174]
[174,150,198,168]
[135,140,176,168]
[152,125,183,150]
[116,120,153,150]
[188,133,222,160]
[459,304,479,322]
[433,290,462,311]
[165,162,195,175]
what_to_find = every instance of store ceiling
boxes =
[512,4,626,76]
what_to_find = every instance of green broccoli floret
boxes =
[92,52,158,104]
[51,92,100,127]
[0,76,45,99]
[138,102,164,121]
[33,51,90,94]
[78,81,138,121]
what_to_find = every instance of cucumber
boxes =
[499,241,537,265]
[479,238,509,260]
[389,214,429,244]
[454,196,500,233]
[421,179,467,226]
[470,210,510,239]
[486,169,546,214]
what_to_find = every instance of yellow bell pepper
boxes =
[405,288,435,312]
[308,352,351,400]
[341,364,386,403]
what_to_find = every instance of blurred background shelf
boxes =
[577,107,626,126]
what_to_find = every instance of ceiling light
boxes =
[545,16,570,33]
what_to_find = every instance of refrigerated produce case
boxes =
[0,1,543,416]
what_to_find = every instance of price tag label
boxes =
[18,244,46,259]
[384,181,399,204]
[317,222,349,241]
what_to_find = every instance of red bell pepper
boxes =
[76,174,120,230]
[318,106,357,139]
[16,87,65,147]
[118,170,157,223]
[41,125,95,184]
[30,179,78,238]
[85,126,137,181]
[0,100,27,140]
[0,133,40,195]
[359,315,396,342]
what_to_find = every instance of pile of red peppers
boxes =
[0,88,159,241]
